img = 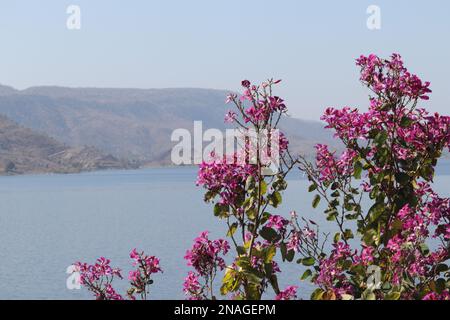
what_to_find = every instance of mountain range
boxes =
[0,84,337,174]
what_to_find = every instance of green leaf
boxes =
[311,288,324,300]
[260,212,271,225]
[246,208,257,220]
[236,246,246,255]
[243,196,255,210]
[327,211,338,221]
[259,180,268,195]
[260,227,279,242]
[264,245,277,264]
[272,177,287,191]
[395,172,410,185]
[245,269,264,284]
[385,292,401,300]
[312,195,321,208]
[245,175,255,191]
[221,269,240,295]
[333,232,341,243]
[374,131,388,145]
[204,190,217,202]
[343,229,354,240]
[227,223,238,237]
[264,262,273,277]
[245,283,261,300]
[213,203,229,218]
[301,257,315,266]
[420,165,434,181]
[400,116,414,128]
[368,202,385,223]
[362,228,378,246]
[268,274,280,294]
[280,242,287,262]
[300,269,312,281]
[269,191,282,208]
[435,263,448,273]
[362,289,376,300]
[419,243,430,255]
[308,183,318,192]
[286,249,295,262]
[353,161,363,179]
[331,190,340,198]
[435,278,446,293]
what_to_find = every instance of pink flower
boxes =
[268,96,286,112]
[275,286,298,300]
[197,153,258,206]
[128,270,139,282]
[224,110,236,123]
[225,93,237,104]
[183,272,203,300]
[74,257,123,300]
[241,80,251,88]
[104,284,123,300]
[423,290,450,300]
[129,248,162,274]
[315,145,357,182]
[356,246,375,266]
[184,231,229,277]
[266,215,289,232]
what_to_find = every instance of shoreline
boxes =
[1,158,450,178]
[0,163,198,178]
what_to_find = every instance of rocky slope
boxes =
[0,115,128,175]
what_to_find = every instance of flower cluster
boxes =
[74,257,123,300]
[356,53,432,100]
[275,286,298,300]
[315,144,358,182]
[286,218,320,255]
[314,242,354,299]
[195,79,306,300]
[127,249,163,300]
[422,290,450,300]
[321,107,370,141]
[322,55,450,165]
[184,231,230,276]
[183,272,203,300]
[74,250,162,300]
[229,79,286,124]
[302,54,450,300]
[183,231,230,300]
[266,215,289,233]
[197,153,258,206]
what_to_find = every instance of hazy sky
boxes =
[0,0,449,120]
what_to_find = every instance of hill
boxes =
[0,85,338,166]
[0,115,128,174]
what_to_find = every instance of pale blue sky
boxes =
[0,0,449,120]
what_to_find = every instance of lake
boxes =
[0,162,449,300]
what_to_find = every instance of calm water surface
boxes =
[0,162,449,299]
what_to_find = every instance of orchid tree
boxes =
[191,79,324,300]
[74,249,162,300]
[298,54,450,300]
